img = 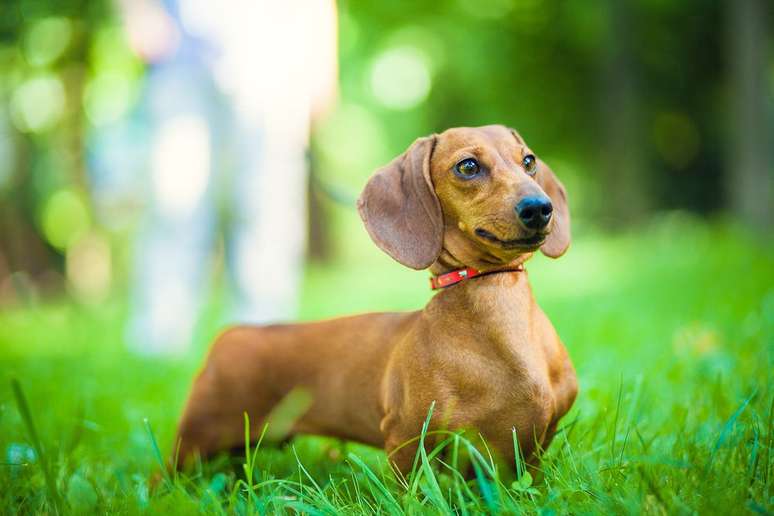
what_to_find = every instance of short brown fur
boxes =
[175,125,578,475]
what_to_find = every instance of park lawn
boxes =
[0,216,772,514]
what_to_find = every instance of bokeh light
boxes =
[22,17,73,67]
[40,188,91,250]
[66,231,112,302]
[368,46,431,110]
[9,74,66,133]
[315,102,387,183]
[83,71,136,126]
[90,25,142,76]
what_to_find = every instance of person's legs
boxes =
[228,122,308,324]
[127,64,218,355]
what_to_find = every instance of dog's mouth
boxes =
[475,228,546,250]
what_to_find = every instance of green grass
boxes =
[1,216,772,514]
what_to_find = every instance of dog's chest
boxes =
[407,277,556,431]
[421,319,550,420]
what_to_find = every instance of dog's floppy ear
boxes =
[536,159,571,258]
[357,136,443,269]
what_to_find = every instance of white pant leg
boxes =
[228,125,308,324]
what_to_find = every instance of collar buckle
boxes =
[429,264,524,290]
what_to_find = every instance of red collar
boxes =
[429,265,525,290]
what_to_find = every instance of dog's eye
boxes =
[454,158,480,179]
[522,154,537,176]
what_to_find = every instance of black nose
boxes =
[516,196,553,230]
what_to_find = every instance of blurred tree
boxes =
[0,0,112,296]
[726,0,772,228]
[600,0,649,223]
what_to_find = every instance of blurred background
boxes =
[0,0,771,351]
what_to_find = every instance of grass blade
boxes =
[415,402,450,512]
[10,377,64,515]
[348,453,402,514]
[144,418,173,488]
[706,390,755,472]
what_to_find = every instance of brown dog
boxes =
[175,125,578,475]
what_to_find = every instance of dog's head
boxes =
[358,125,570,271]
